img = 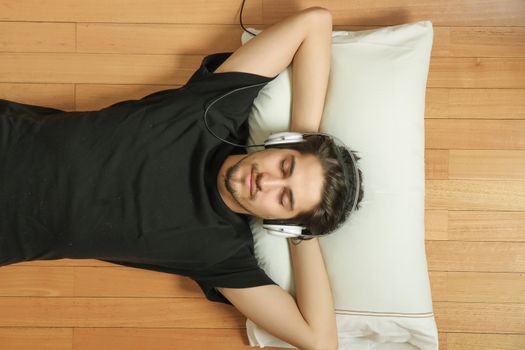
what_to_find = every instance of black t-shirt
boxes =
[0,52,279,305]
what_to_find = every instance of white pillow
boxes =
[241,21,438,350]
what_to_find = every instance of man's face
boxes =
[221,148,324,220]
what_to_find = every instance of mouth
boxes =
[248,166,255,198]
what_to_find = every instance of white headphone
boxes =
[203,81,360,239]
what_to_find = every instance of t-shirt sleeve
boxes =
[190,244,278,306]
[185,51,279,90]
[184,52,278,120]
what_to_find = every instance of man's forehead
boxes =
[259,148,299,155]
[258,149,320,168]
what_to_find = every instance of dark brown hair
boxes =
[270,134,364,239]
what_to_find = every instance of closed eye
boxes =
[280,156,294,211]
[280,159,286,206]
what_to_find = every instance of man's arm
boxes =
[288,238,338,350]
[288,10,338,350]
[290,10,332,133]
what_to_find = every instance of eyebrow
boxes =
[289,155,295,211]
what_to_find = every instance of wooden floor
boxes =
[0,1,524,349]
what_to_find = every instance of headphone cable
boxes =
[240,0,257,36]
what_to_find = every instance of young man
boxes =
[0,7,360,350]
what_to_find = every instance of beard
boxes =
[224,160,241,198]
[224,155,255,216]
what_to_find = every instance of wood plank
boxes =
[0,266,75,296]
[426,180,525,211]
[449,150,525,181]
[432,27,525,58]
[0,53,198,85]
[16,328,525,350]
[266,0,525,26]
[425,149,525,181]
[0,328,72,350]
[425,209,449,240]
[426,119,525,150]
[0,297,245,328]
[74,268,200,298]
[442,333,525,350]
[433,302,525,333]
[426,241,525,272]
[77,23,244,55]
[2,0,524,26]
[0,327,285,350]
[446,211,525,241]
[429,271,525,303]
[0,266,201,298]
[0,0,264,24]
[428,58,525,88]
[0,22,75,52]
[425,210,525,242]
[426,89,525,119]
[3,22,525,58]
[74,328,277,350]
[425,150,449,180]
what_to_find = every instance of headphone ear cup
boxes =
[262,219,308,237]
[263,132,306,148]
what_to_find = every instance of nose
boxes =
[256,172,288,193]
